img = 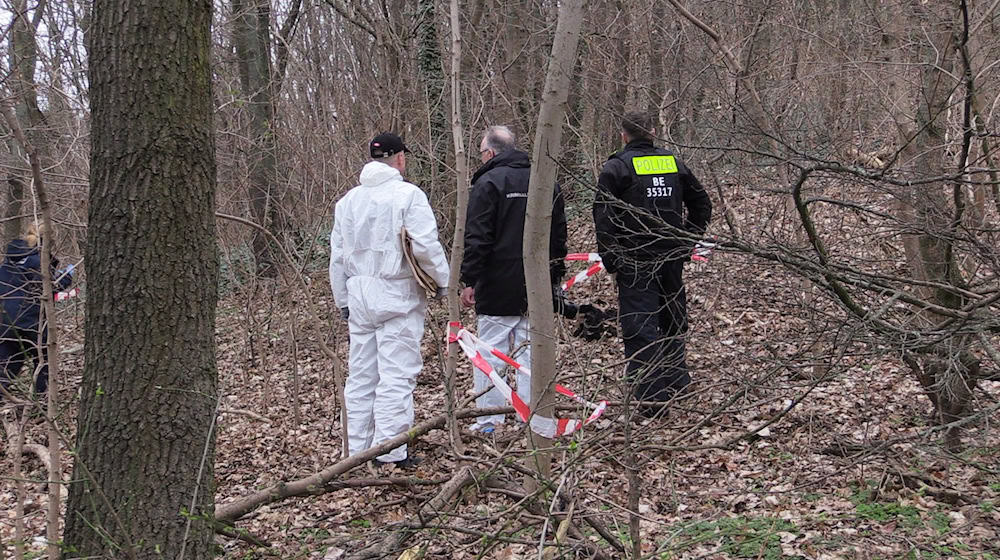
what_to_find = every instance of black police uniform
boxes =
[593,138,712,405]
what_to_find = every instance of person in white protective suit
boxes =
[329,132,450,468]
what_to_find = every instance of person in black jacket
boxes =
[593,112,712,417]
[461,125,567,432]
[0,224,74,398]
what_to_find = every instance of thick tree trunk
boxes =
[64,0,218,557]
[234,0,281,277]
[5,0,46,242]
[523,0,585,481]
[4,178,25,243]
[417,0,448,185]
[503,0,530,131]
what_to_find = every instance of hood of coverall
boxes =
[358,160,402,188]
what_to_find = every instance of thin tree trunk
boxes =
[10,413,27,560]
[290,301,301,426]
[445,0,469,455]
[417,0,448,184]
[888,0,977,449]
[1,98,63,560]
[523,0,585,482]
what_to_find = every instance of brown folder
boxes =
[400,227,438,294]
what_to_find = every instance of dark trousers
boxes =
[616,260,689,402]
[0,328,47,396]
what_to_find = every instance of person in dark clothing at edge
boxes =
[593,112,712,418]
[0,223,74,398]
[460,125,568,433]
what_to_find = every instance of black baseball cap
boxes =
[370,132,410,158]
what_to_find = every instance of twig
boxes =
[319,475,450,496]
[216,211,349,457]
[356,467,478,559]
[485,477,614,559]
[218,407,272,424]
[214,521,272,548]
[4,413,54,469]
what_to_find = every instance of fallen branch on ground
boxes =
[485,476,615,559]
[349,467,479,559]
[896,470,977,505]
[215,406,514,522]
[323,475,450,493]
[215,399,633,522]
[214,521,272,548]
[2,415,51,473]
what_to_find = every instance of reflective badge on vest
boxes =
[631,155,678,175]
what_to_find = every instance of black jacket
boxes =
[461,149,568,316]
[593,139,712,273]
[0,239,72,334]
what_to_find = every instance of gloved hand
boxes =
[57,263,75,277]
[340,307,350,321]
[434,287,448,301]
[552,284,579,319]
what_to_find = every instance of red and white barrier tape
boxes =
[691,240,716,262]
[54,289,77,302]
[448,321,607,439]
[562,253,605,291]
[564,243,714,288]
[564,252,602,262]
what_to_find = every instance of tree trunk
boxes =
[417,0,448,186]
[64,0,218,557]
[4,178,25,243]
[892,0,976,449]
[5,0,46,242]
[0,101,66,560]
[445,0,470,455]
[234,0,281,277]
[523,0,585,481]
[503,0,531,131]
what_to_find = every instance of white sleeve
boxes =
[404,189,450,289]
[329,204,349,307]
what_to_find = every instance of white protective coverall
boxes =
[329,161,450,462]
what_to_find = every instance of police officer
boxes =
[0,223,74,398]
[593,112,712,416]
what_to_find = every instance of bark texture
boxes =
[63,0,218,557]
[444,0,470,454]
[234,0,281,277]
[523,0,585,479]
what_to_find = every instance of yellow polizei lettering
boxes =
[632,155,678,175]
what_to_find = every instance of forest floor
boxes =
[2,239,999,559]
